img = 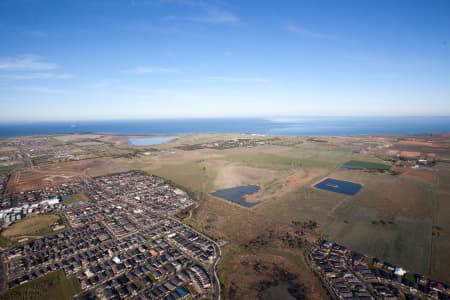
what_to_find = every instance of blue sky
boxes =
[0,0,449,121]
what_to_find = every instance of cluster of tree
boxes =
[292,219,318,230]
[243,229,305,251]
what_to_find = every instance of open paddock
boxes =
[393,166,438,183]
[1,214,61,240]
[6,158,110,193]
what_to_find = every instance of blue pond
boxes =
[314,178,362,195]
[210,185,260,207]
[129,136,177,146]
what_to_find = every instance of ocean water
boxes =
[0,117,449,138]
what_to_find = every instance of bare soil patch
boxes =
[6,158,110,193]
[393,166,438,183]
[245,169,324,204]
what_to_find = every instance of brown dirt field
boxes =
[226,253,328,300]
[6,158,110,193]
[245,169,325,204]
[399,151,422,158]
[393,167,438,183]
[384,149,399,156]
[210,160,284,190]
[398,140,437,147]
[284,170,324,194]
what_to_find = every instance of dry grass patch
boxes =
[2,214,60,239]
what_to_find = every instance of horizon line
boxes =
[1,115,450,123]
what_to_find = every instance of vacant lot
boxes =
[225,152,335,169]
[2,214,60,240]
[206,159,286,190]
[324,207,433,275]
[63,193,89,205]
[0,269,72,300]
[6,158,112,193]
[393,166,438,183]
[223,252,328,300]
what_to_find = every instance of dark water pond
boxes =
[260,281,298,300]
[210,185,260,207]
[314,178,362,195]
[128,136,177,146]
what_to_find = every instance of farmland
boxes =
[0,133,449,299]
[0,270,73,300]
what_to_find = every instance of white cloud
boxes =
[0,55,58,71]
[13,72,72,80]
[126,67,179,74]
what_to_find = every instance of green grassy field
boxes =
[82,145,136,157]
[225,152,335,169]
[1,214,61,240]
[341,159,391,170]
[430,164,450,280]
[63,193,89,205]
[0,162,25,173]
[129,139,450,282]
[0,235,11,248]
[68,275,82,294]
[146,161,209,192]
[0,270,72,300]
[127,139,450,282]
[323,207,432,275]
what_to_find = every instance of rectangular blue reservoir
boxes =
[314,178,362,195]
